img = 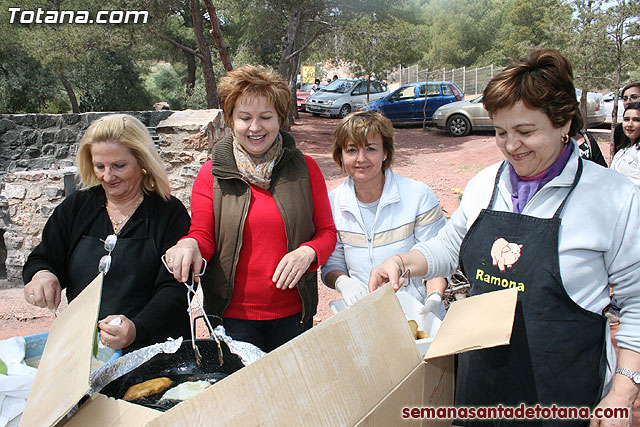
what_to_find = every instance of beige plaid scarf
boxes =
[232,133,283,190]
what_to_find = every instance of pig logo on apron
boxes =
[491,238,523,272]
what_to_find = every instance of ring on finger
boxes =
[167,257,174,263]
[105,341,110,348]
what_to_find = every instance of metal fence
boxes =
[387,64,506,96]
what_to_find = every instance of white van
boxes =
[305,78,389,118]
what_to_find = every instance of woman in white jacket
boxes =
[321,110,447,314]
[610,102,640,186]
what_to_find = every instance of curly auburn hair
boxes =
[482,48,583,137]
[217,65,290,128]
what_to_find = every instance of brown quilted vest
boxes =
[200,130,317,324]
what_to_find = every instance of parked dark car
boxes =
[363,81,464,122]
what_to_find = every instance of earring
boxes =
[561,134,569,144]
[141,168,148,175]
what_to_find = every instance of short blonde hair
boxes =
[218,65,290,128]
[76,114,171,200]
[332,110,395,171]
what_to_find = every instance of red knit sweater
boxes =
[187,157,336,320]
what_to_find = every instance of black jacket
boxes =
[23,186,191,350]
[577,130,608,168]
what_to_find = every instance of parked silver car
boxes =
[602,92,624,125]
[433,91,607,137]
[305,78,389,118]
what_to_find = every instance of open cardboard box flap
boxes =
[20,274,104,427]
[425,287,518,360]
[20,277,516,427]
[147,284,422,426]
[148,286,516,426]
[20,274,162,427]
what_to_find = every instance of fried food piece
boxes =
[408,320,418,339]
[159,380,211,402]
[123,377,173,401]
[416,330,430,339]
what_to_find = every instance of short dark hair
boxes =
[332,110,394,171]
[483,48,583,137]
[621,102,640,147]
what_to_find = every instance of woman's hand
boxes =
[590,393,633,426]
[24,270,62,310]
[273,246,316,289]
[369,250,430,293]
[98,315,136,350]
[592,349,640,426]
[164,238,203,283]
[368,256,405,293]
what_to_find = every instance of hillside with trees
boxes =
[1,0,638,117]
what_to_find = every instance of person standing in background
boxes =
[611,102,640,186]
[613,82,640,154]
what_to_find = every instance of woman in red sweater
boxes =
[165,65,336,352]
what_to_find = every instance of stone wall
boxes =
[0,109,227,285]
[0,111,174,172]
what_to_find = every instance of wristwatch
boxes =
[615,367,640,384]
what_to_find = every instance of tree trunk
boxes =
[58,73,79,113]
[279,6,303,130]
[611,20,623,159]
[579,90,588,133]
[185,51,196,97]
[191,0,219,109]
[202,0,233,72]
[293,54,302,120]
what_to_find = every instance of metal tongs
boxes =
[399,268,411,288]
[161,256,224,366]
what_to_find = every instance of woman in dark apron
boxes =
[369,49,640,426]
[23,114,191,352]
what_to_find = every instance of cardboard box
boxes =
[21,275,517,427]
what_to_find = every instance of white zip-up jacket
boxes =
[415,142,640,391]
[322,169,446,303]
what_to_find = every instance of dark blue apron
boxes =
[68,228,158,324]
[456,159,606,426]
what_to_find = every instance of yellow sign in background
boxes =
[301,65,315,84]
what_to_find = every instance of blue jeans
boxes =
[223,312,312,353]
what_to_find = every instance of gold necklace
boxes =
[106,195,143,235]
